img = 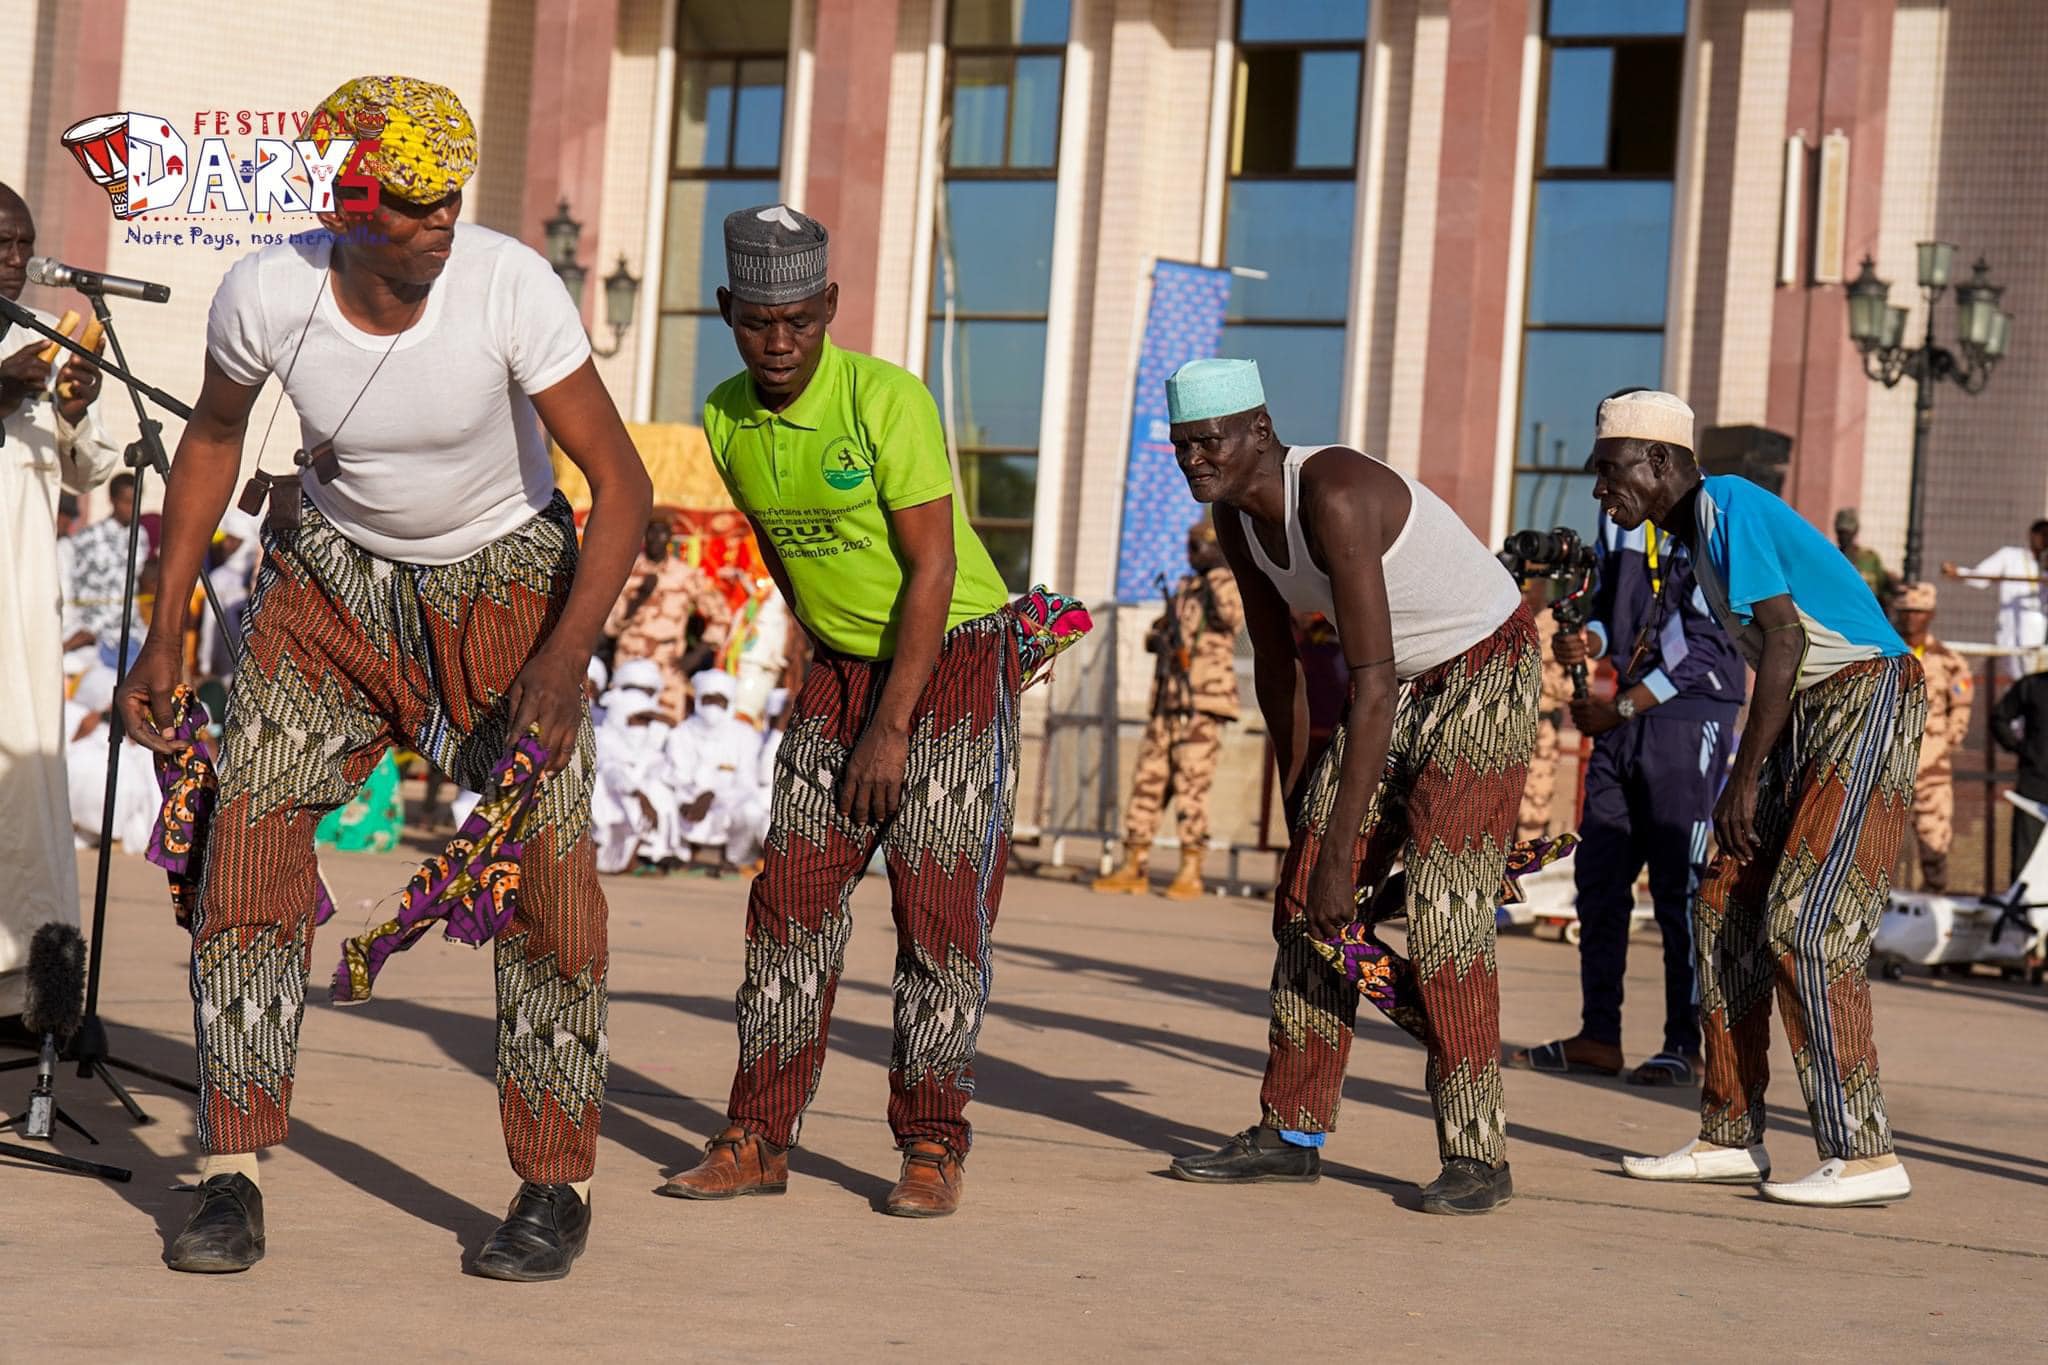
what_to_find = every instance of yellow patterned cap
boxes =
[307,75,477,204]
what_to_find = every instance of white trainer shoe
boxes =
[1761,1158,1911,1207]
[1621,1138,1771,1184]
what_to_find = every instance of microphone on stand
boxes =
[26,256,171,304]
[20,923,87,1141]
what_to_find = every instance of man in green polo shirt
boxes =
[658,203,1016,1219]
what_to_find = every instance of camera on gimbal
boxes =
[1499,526,1599,700]
[1496,527,1595,586]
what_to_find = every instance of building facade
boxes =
[8,0,2046,642]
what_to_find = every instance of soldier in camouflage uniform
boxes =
[603,514,734,722]
[1095,521,1244,901]
[1835,507,1898,609]
[1895,582,1973,891]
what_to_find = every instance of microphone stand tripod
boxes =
[0,291,239,1127]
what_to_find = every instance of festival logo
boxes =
[821,437,871,491]
[61,110,378,225]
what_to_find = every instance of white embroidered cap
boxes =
[1595,389,1694,450]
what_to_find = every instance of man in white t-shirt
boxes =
[1944,519,2048,682]
[116,76,651,1282]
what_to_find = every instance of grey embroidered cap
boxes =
[723,203,830,305]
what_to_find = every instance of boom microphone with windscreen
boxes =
[20,923,86,1141]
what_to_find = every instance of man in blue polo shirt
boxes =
[1586,390,1923,1210]
[1509,397,1743,1086]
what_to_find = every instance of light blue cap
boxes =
[1165,358,1265,424]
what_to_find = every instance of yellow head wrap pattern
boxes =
[307,75,478,204]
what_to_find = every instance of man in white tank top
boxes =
[1158,359,1536,1215]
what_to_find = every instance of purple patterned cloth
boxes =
[148,688,335,931]
[330,736,549,1004]
[1311,832,1581,1042]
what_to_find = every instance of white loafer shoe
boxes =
[1761,1158,1911,1208]
[1621,1138,1771,1184]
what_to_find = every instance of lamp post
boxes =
[542,197,641,358]
[1844,243,2013,583]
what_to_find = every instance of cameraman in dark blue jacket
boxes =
[1510,489,1744,1085]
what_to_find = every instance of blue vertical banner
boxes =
[1113,261,1232,602]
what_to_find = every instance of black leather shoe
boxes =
[470,1182,591,1282]
[1421,1158,1513,1215]
[1169,1126,1321,1183]
[165,1173,265,1273]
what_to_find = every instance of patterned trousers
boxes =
[1696,655,1925,1161]
[1121,710,1224,849]
[727,611,1020,1155]
[191,496,608,1184]
[1517,713,1560,843]
[1261,608,1539,1165]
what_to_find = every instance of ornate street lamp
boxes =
[1844,244,2013,583]
[541,198,641,358]
[542,198,582,271]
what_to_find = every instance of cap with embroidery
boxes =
[724,204,830,305]
[1594,389,1694,450]
[1166,358,1265,424]
[305,76,477,204]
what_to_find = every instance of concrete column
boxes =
[1766,0,1896,529]
[521,0,620,323]
[22,0,127,277]
[1414,0,1531,533]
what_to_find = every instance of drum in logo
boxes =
[62,113,132,218]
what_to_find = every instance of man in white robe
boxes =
[0,180,123,1018]
[65,665,158,855]
[592,659,685,873]
[1945,520,2048,682]
[669,669,770,868]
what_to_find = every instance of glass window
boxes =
[933,182,1056,314]
[1239,0,1368,44]
[1608,42,1683,175]
[950,56,1011,168]
[1512,5,1684,533]
[1222,323,1345,439]
[1513,472,1601,543]
[928,320,1049,449]
[1542,47,1612,169]
[1293,51,1363,169]
[932,0,1071,586]
[653,314,742,427]
[1224,181,1356,322]
[1010,55,1064,167]
[655,1,794,423]
[1517,329,1665,467]
[1221,3,1369,451]
[732,60,787,168]
[1547,0,1685,38]
[1525,181,1672,326]
[660,179,779,313]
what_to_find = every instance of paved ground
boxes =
[4,845,2045,1362]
